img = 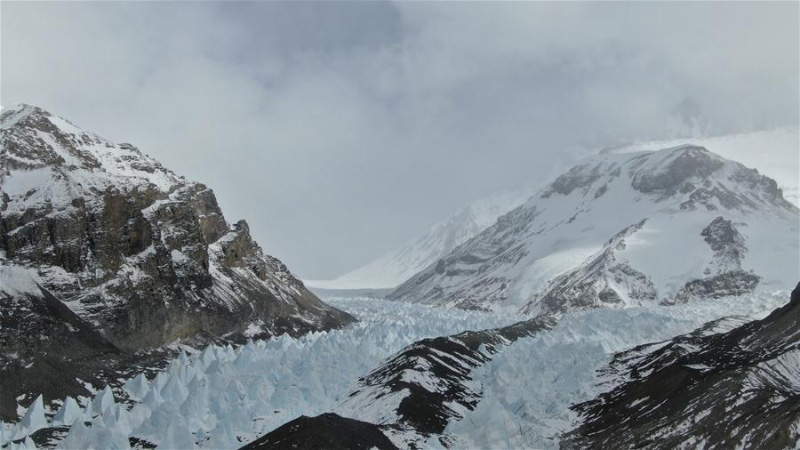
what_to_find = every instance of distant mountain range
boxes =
[308,127,798,292]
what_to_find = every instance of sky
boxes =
[1,1,798,279]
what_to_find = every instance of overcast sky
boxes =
[2,1,797,279]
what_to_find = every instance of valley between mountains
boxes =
[1,105,798,449]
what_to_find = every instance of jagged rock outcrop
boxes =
[389,144,799,315]
[671,216,760,302]
[562,282,800,449]
[0,104,354,419]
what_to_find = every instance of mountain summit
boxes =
[389,145,798,314]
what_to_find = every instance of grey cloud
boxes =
[2,1,797,278]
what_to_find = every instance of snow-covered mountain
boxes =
[389,145,799,314]
[0,104,353,420]
[306,191,532,290]
[310,127,797,292]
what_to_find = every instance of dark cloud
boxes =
[2,1,797,278]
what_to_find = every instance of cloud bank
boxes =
[2,1,797,278]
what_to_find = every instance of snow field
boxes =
[0,298,524,449]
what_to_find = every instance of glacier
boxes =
[0,298,524,449]
[437,290,790,449]
[1,290,792,449]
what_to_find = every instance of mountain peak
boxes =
[390,142,798,314]
[0,104,183,209]
[0,103,54,130]
[542,144,791,213]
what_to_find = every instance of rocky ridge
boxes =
[563,282,800,449]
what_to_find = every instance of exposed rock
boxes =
[670,216,760,303]
[630,146,723,195]
[239,413,398,450]
[701,216,746,271]
[0,104,355,419]
[673,270,761,303]
[0,282,122,421]
[338,314,556,448]
[526,220,657,315]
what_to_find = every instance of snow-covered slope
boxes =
[306,191,532,290]
[389,145,799,314]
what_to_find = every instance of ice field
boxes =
[1,298,524,449]
[0,291,792,449]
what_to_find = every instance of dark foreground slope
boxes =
[240,413,398,450]
[563,282,800,449]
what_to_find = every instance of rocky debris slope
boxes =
[390,145,798,314]
[0,104,354,420]
[240,413,399,450]
[336,314,556,448]
[563,282,800,449]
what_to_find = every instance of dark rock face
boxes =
[674,270,761,302]
[630,146,723,195]
[0,104,355,419]
[0,286,122,421]
[239,413,398,450]
[541,162,607,198]
[671,216,759,303]
[701,216,746,267]
[340,315,555,447]
[563,283,800,449]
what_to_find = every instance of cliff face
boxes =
[0,104,354,418]
[0,104,355,350]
